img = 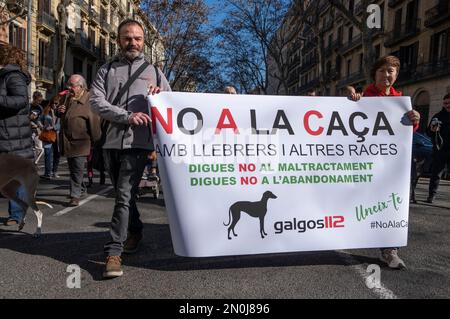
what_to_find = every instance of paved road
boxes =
[1,161,450,299]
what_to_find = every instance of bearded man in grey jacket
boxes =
[90,19,171,279]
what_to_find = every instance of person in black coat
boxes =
[426,93,450,203]
[0,45,33,226]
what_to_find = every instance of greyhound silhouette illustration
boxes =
[224,191,277,240]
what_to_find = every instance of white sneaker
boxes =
[380,248,407,269]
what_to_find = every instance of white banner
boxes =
[148,92,413,257]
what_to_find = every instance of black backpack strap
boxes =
[112,61,150,106]
[154,64,161,87]
[104,61,114,95]
[99,61,151,147]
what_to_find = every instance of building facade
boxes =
[270,0,450,131]
[0,0,164,97]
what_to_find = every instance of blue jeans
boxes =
[8,185,26,222]
[43,142,53,176]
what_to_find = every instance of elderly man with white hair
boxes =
[57,74,101,206]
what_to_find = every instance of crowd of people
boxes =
[1,18,449,279]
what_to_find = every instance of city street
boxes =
[1,160,450,299]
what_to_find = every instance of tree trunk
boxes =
[55,1,70,92]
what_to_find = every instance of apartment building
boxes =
[0,0,163,97]
[271,0,450,131]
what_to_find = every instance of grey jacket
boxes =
[90,53,171,150]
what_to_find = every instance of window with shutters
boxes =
[39,40,51,67]
[89,29,96,47]
[375,44,381,60]
[399,42,419,69]
[8,24,26,51]
[430,29,450,63]
[73,57,83,74]
[38,0,52,13]
[347,59,352,77]
[100,36,106,60]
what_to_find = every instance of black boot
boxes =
[100,172,106,185]
[410,191,417,204]
[87,176,93,188]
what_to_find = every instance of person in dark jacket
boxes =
[0,45,33,226]
[426,93,450,203]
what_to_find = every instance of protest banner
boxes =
[148,92,413,257]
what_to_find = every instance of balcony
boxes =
[35,66,53,84]
[397,59,450,85]
[322,19,333,32]
[102,20,116,37]
[90,8,100,26]
[290,55,301,67]
[299,56,318,72]
[369,26,384,38]
[299,78,320,93]
[36,12,56,35]
[70,29,97,59]
[324,39,340,57]
[355,2,364,16]
[119,3,127,15]
[388,0,406,8]
[340,34,362,55]
[302,40,317,54]
[78,0,90,15]
[325,68,339,82]
[78,35,93,52]
[336,70,366,87]
[288,73,299,86]
[319,1,330,16]
[93,46,101,57]
[425,1,450,28]
[110,28,118,39]
[100,17,109,32]
[384,19,421,47]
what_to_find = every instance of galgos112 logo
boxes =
[274,216,345,234]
